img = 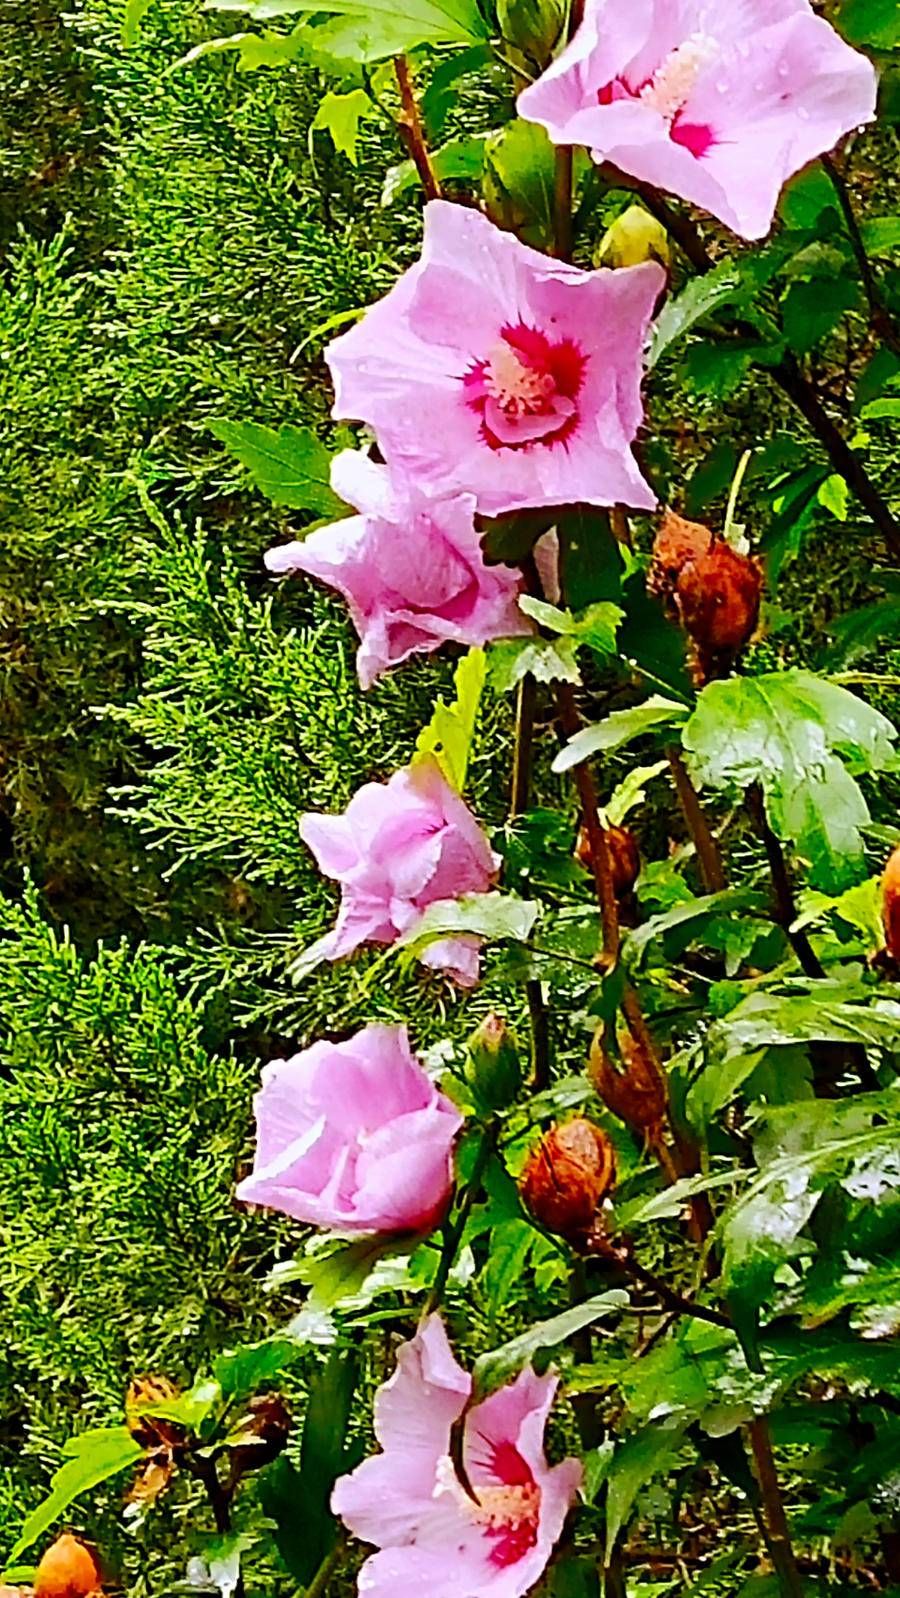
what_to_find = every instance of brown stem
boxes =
[511,674,552,1089]
[633,184,900,564]
[821,153,900,360]
[553,146,574,261]
[556,683,621,965]
[585,1230,732,1330]
[744,784,824,980]
[747,1418,806,1598]
[667,748,726,893]
[393,56,442,201]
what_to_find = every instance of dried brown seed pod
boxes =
[589,1027,668,1140]
[650,510,763,683]
[125,1374,183,1449]
[519,1117,616,1240]
[575,821,641,898]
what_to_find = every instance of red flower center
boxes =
[465,324,586,451]
[597,33,718,160]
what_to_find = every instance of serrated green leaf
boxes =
[488,635,581,692]
[311,89,376,164]
[604,760,668,828]
[205,0,488,57]
[383,132,487,204]
[9,1428,144,1560]
[414,646,486,791]
[209,420,346,515]
[682,670,898,891]
[396,892,539,960]
[553,696,688,774]
[471,1290,628,1401]
[647,259,749,369]
[605,1421,688,1562]
[214,1337,304,1399]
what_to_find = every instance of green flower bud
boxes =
[497,0,565,68]
[464,1013,523,1112]
[595,205,671,271]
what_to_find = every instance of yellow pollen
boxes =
[639,33,718,122]
[467,1480,541,1533]
[484,343,555,415]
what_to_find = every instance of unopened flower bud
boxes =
[497,0,565,67]
[519,1118,616,1239]
[595,205,670,271]
[464,1013,523,1111]
[650,510,763,683]
[589,1028,668,1140]
[883,845,900,964]
[34,1537,101,1598]
[575,821,640,899]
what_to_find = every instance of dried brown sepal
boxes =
[225,1393,292,1483]
[650,510,763,684]
[575,821,640,899]
[589,1027,668,1140]
[34,1538,101,1598]
[125,1375,184,1449]
[519,1117,616,1241]
[128,1457,177,1506]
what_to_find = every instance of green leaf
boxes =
[396,892,539,961]
[482,1219,539,1313]
[647,259,750,369]
[836,0,900,48]
[558,507,624,609]
[488,635,582,692]
[482,119,558,248]
[826,594,900,666]
[604,761,669,827]
[139,1377,222,1430]
[627,887,767,969]
[9,1428,144,1560]
[311,89,376,164]
[553,696,689,775]
[414,646,486,791]
[214,1337,304,1399]
[174,27,308,69]
[294,1235,408,1309]
[708,986,900,1062]
[792,876,884,951]
[208,420,346,516]
[781,278,860,355]
[682,670,898,891]
[605,1421,688,1562]
[860,216,900,256]
[383,132,487,204]
[861,396,900,420]
[518,595,623,655]
[471,1290,628,1401]
[206,0,488,58]
[261,1350,359,1585]
[817,474,849,521]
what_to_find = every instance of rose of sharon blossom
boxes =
[326,201,664,516]
[235,1024,462,1235]
[332,1315,581,1598]
[518,0,877,241]
[265,451,529,688]
[300,758,499,987]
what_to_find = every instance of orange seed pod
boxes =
[34,1537,101,1598]
[519,1118,616,1240]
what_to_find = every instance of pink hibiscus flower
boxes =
[300,758,499,987]
[235,1024,463,1235]
[332,1315,582,1597]
[326,201,664,516]
[517,0,878,241]
[265,451,530,688]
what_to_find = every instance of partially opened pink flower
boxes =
[326,201,663,516]
[518,0,877,241]
[332,1315,581,1597]
[300,758,499,987]
[235,1024,462,1235]
[265,451,529,688]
